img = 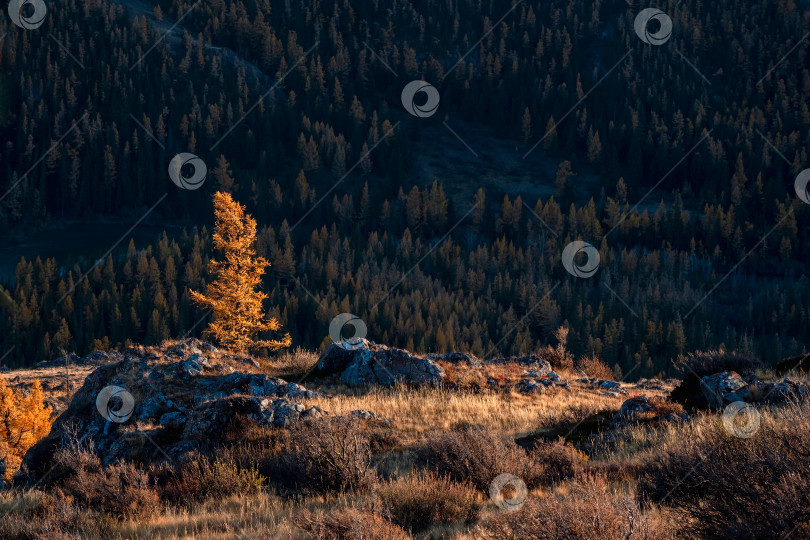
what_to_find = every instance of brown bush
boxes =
[47,447,160,519]
[637,403,810,538]
[417,423,531,491]
[646,397,685,417]
[274,416,375,494]
[482,474,671,539]
[158,452,264,505]
[294,507,409,540]
[378,470,480,533]
[672,349,761,378]
[576,355,613,380]
[525,440,588,486]
[542,327,575,370]
[0,491,117,540]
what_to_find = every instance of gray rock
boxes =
[137,392,171,421]
[516,379,544,394]
[340,347,445,386]
[316,341,372,374]
[612,396,656,426]
[273,399,306,428]
[159,411,187,428]
[701,372,750,409]
[303,406,325,419]
[350,409,378,420]
[186,353,211,368]
[427,352,483,368]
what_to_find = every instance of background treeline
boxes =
[0,0,809,375]
[1,183,808,377]
[0,0,807,229]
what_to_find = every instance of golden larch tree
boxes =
[0,378,54,482]
[190,191,292,353]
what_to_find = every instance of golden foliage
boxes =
[0,378,53,481]
[190,191,291,353]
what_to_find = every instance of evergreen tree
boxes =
[190,192,291,353]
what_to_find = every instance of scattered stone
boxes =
[427,352,483,368]
[350,409,378,420]
[515,379,544,394]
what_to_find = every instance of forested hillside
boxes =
[1,0,809,375]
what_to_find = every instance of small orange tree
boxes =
[191,191,292,353]
[0,377,53,481]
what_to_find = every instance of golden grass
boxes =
[304,383,624,437]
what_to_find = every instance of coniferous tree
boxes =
[190,192,291,353]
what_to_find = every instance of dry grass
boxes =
[378,471,480,533]
[5,346,804,539]
[304,384,622,438]
[266,346,319,376]
[479,474,674,539]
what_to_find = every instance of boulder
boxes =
[700,371,750,409]
[316,340,372,374]
[611,396,689,427]
[515,379,544,394]
[749,377,808,403]
[612,396,656,426]
[340,347,445,386]
[670,373,711,410]
[315,341,445,386]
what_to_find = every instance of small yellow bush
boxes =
[0,378,53,481]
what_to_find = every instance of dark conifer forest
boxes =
[1,0,809,378]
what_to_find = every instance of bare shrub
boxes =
[525,439,588,486]
[672,349,761,378]
[637,403,810,538]
[276,416,375,494]
[543,327,575,370]
[294,507,409,540]
[482,474,671,539]
[576,355,613,380]
[159,452,264,505]
[0,490,117,539]
[47,447,160,519]
[417,423,531,491]
[378,470,480,533]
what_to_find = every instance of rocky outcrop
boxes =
[20,339,369,482]
[672,370,809,410]
[700,371,751,409]
[426,352,483,368]
[340,346,445,386]
[315,341,563,389]
[316,341,445,386]
[516,370,568,394]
